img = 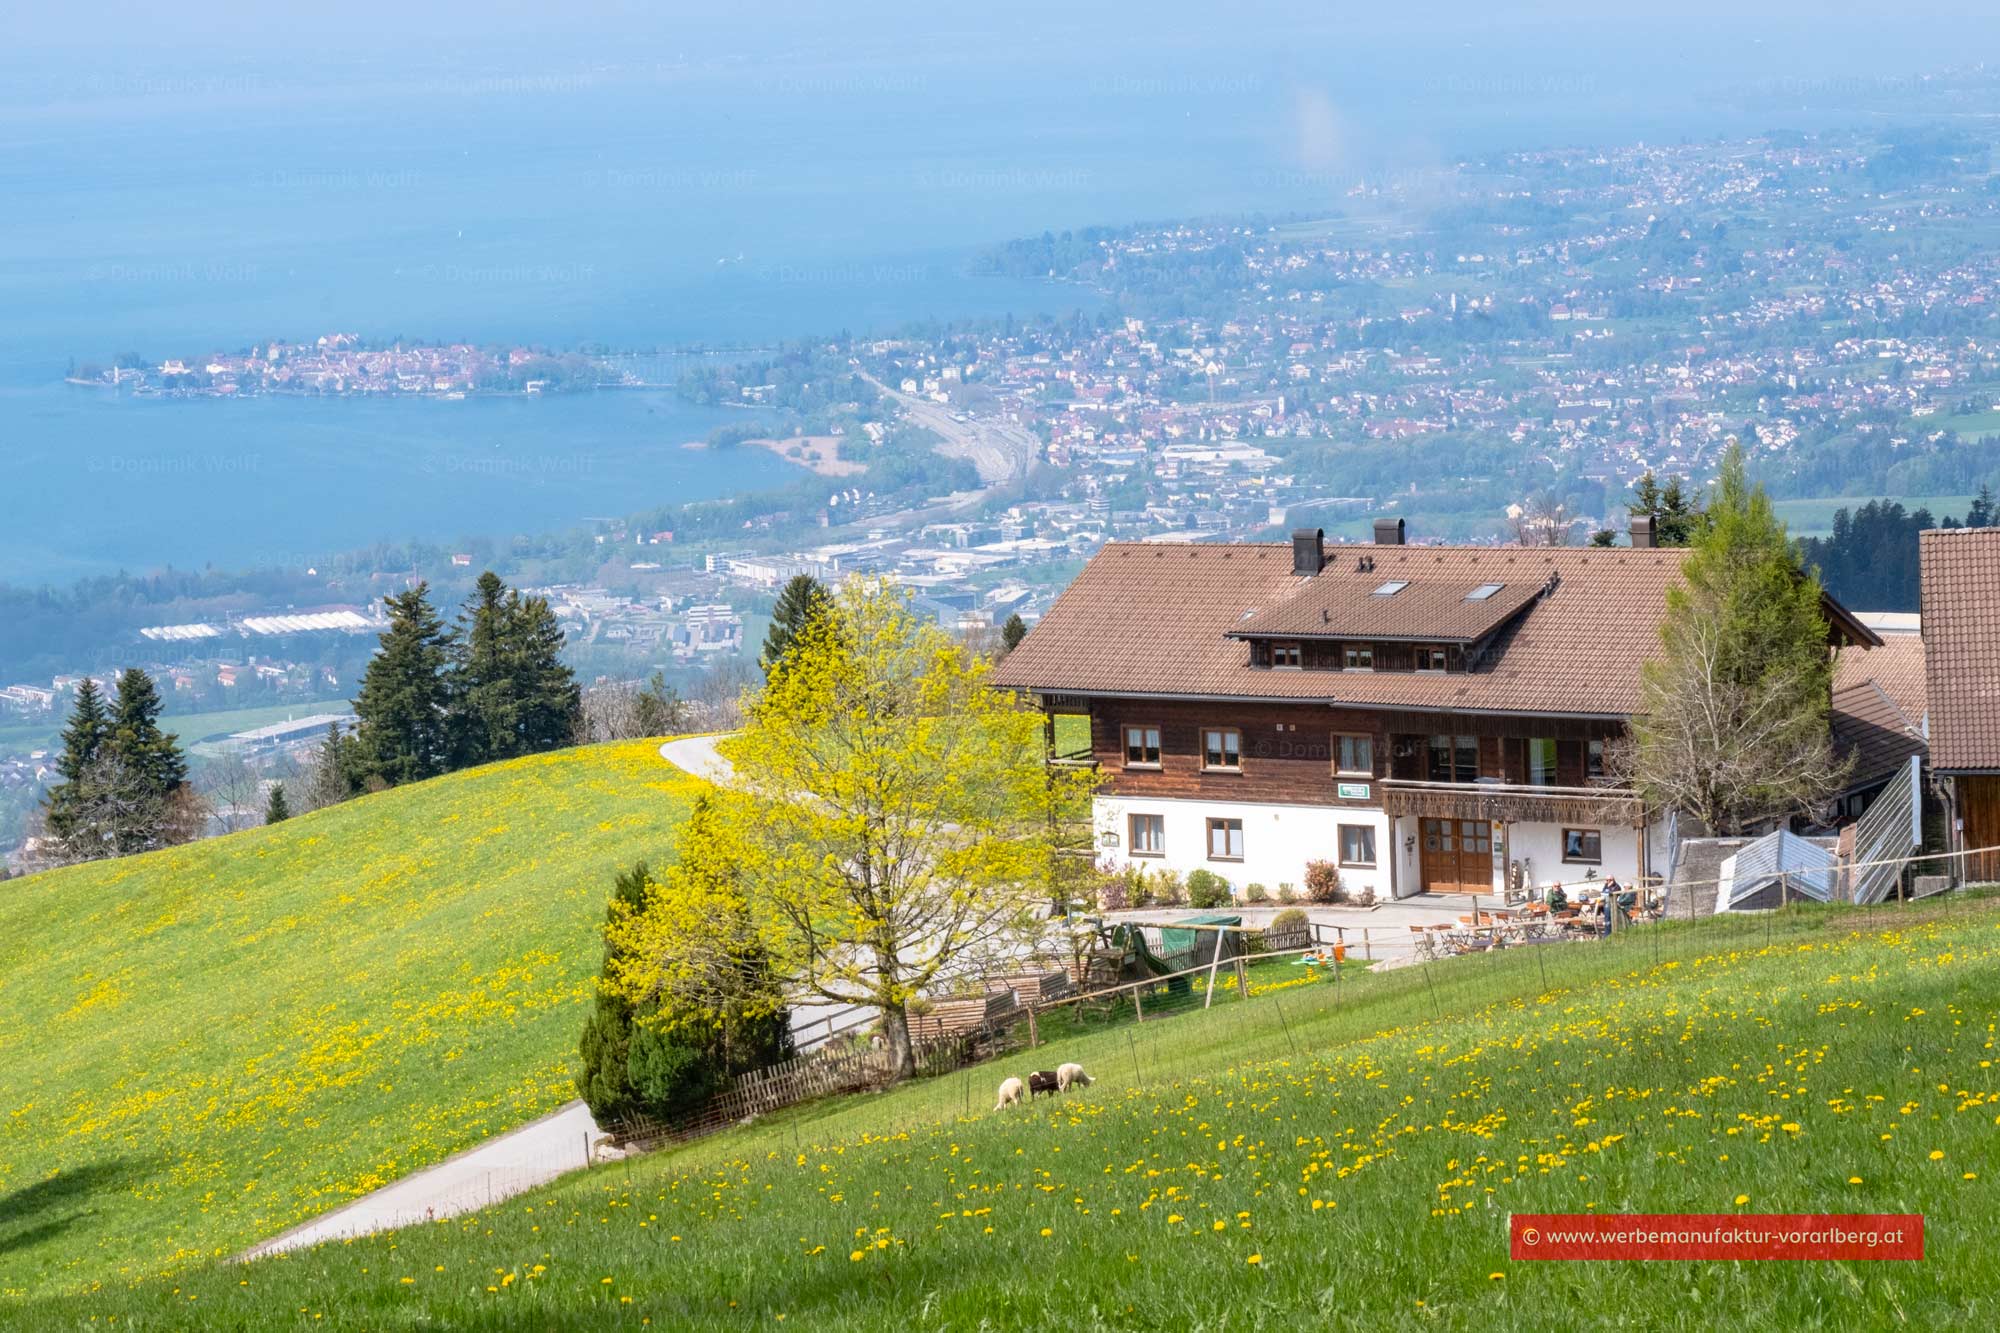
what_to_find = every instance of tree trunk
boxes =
[880,1002,916,1082]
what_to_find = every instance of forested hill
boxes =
[1798,490,1995,611]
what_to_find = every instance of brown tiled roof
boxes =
[1919,528,2000,771]
[1226,570,1544,642]
[1830,680,1925,793]
[1833,633,1927,724]
[992,541,1696,717]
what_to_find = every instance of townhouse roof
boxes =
[995,538,1878,718]
[1918,527,2000,771]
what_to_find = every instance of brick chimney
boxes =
[1291,527,1325,576]
[1373,517,1406,545]
[1629,514,1656,549]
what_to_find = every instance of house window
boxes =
[1207,817,1245,861]
[1270,641,1302,668]
[1587,738,1608,779]
[1342,644,1374,671]
[1338,823,1377,867]
[1123,724,1161,767]
[1417,645,1447,672]
[1129,813,1165,856]
[1202,728,1241,771]
[1427,734,1478,783]
[1562,828,1603,864]
[1527,737,1559,787]
[1334,733,1374,776]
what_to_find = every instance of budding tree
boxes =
[607,578,1098,1080]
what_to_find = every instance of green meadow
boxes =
[16,893,1998,1330]
[0,740,696,1298]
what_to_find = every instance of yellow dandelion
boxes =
[1489,1271,1505,1281]
[1247,1254,1262,1265]
[1849,1177,1864,1184]
[1734,1194,1750,1206]
[1930,1150,1945,1161]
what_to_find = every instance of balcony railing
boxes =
[1381,776,1645,826]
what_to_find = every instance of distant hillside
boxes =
[0,739,696,1297]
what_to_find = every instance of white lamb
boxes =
[994,1075,1025,1110]
[1056,1062,1093,1092]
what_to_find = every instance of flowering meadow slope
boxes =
[0,740,696,1298]
[25,893,2000,1330]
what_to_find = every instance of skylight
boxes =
[1465,582,1505,601]
[1370,580,1409,597]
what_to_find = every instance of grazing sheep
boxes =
[994,1076,1025,1110]
[1056,1062,1093,1092]
[1027,1070,1061,1099]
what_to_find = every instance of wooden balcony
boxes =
[1381,777,1645,827]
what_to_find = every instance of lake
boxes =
[4,7,1993,583]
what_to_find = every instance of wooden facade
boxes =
[1083,697,1626,811]
[1957,775,2000,882]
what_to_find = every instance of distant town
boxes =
[68,333,641,397]
[15,109,2000,864]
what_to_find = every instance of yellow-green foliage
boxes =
[0,739,697,1297]
[610,580,1097,1070]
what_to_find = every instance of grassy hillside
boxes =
[0,739,696,1298]
[21,894,2000,1329]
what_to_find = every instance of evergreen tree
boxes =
[1628,469,1702,546]
[106,669,188,799]
[43,677,109,849]
[576,861,652,1123]
[264,784,291,824]
[760,574,829,675]
[632,671,688,737]
[508,592,581,754]
[1968,483,1995,529]
[351,584,453,787]
[449,572,519,768]
[1000,613,1028,655]
[304,722,354,810]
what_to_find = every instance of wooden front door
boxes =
[1419,818,1494,895]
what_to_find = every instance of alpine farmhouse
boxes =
[993,519,1897,900]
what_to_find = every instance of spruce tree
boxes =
[43,677,109,848]
[264,784,291,824]
[351,584,453,787]
[106,669,188,799]
[760,574,829,676]
[1000,613,1028,655]
[509,593,581,755]
[449,572,519,768]
[305,722,354,810]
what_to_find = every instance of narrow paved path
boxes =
[660,733,734,783]
[240,1100,602,1260]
